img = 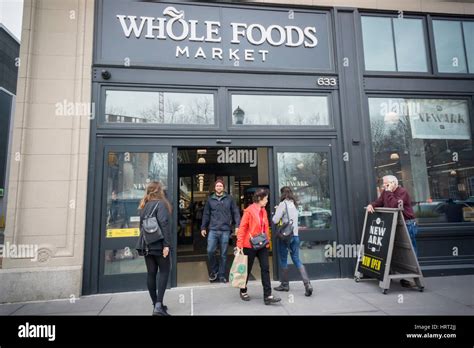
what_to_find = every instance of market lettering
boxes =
[418,113,465,124]
[217,147,257,167]
[176,46,269,62]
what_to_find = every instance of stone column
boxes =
[0,0,94,303]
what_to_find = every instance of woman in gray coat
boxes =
[272,186,313,296]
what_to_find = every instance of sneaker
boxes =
[209,272,218,282]
[219,277,227,283]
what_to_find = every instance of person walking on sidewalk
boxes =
[136,181,172,316]
[272,186,313,296]
[367,174,418,288]
[201,179,241,283]
[236,188,281,305]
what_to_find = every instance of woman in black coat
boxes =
[136,181,172,316]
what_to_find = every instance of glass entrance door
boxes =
[273,142,340,280]
[98,144,172,293]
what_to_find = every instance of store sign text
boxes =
[116,6,318,63]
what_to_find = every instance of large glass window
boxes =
[463,21,474,73]
[276,151,334,265]
[433,20,468,73]
[277,152,332,230]
[393,19,428,72]
[361,16,428,72]
[105,90,215,125]
[368,97,474,224]
[105,151,168,275]
[231,95,330,126]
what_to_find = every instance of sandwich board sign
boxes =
[354,207,425,294]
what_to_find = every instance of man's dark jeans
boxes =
[207,230,230,278]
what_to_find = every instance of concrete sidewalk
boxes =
[0,275,472,316]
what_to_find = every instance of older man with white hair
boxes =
[367,175,418,288]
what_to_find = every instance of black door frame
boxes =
[272,140,342,281]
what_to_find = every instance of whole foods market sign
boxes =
[96,0,332,71]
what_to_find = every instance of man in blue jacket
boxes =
[201,179,241,283]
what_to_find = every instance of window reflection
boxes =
[105,151,169,274]
[286,241,336,265]
[393,18,428,72]
[104,247,146,275]
[105,90,215,124]
[277,152,332,230]
[361,16,396,71]
[231,95,330,126]
[368,98,474,224]
[361,16,428,72]
[463,21,474,73]
[433,20,468,73]
[107,152,168,230]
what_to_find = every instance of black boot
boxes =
[153,302,170,316]
[264,295,281,305]
[298,266,313,297]
[153,303,168,311]
[274,268,290,292]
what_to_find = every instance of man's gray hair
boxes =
[383,175,398,185]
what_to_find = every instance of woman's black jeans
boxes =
[241,247,272,298]
[144,254,170,305]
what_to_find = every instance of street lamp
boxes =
[233,106,245,125]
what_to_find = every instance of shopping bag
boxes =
[229,249,248,288]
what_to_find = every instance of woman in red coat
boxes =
[236,188,281,305]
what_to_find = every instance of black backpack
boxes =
[141,201,164,244]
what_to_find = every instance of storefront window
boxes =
[393,19,428,72]
[361,16,428,72]
[231,95,330,126]
[105,90,215,125]
[105,151,168,275]
[463,21,474,73]
[368,97,474,224]
[277,152,332,230]
[433,20,473,74]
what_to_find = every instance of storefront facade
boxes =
[1,0,473,302]
[81,0,474,295]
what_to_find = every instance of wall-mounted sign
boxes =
[409,99,471,140]
[217,147,257,167]
[96,0,333,72]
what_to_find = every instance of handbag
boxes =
[141,201,164,244]
[249,212,269,250]
[250,233,269,250]
[277,201,294,244]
